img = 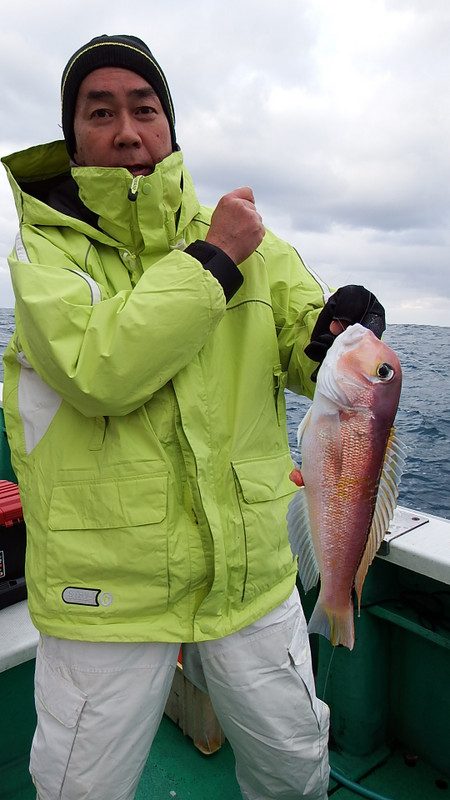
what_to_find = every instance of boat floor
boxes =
[4,713,448,799]
[330,748,449,799]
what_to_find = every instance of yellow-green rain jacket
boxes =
[1,141,330,642]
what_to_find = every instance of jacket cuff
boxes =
[185,240,243,302]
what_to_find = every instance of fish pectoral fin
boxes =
[354,427,407,607]
[286,487,320,593]
[296,406,312,449]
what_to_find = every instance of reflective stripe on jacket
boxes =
[2,141,330,642]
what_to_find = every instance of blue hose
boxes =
[330,767,396,800]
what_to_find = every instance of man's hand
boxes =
[206,188,265,265]
[304,285,386,378]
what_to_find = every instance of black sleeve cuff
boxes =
[185,240,243,303]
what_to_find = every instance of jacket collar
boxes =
[2,141,200,251]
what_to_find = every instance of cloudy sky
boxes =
[1,0,449,325]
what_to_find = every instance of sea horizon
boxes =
[0,307,448,329]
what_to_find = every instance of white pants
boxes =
[31,589,329,800]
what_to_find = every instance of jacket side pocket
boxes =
[273,365,288,425]
[232,451,297,601]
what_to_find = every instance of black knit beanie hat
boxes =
[61,34,176,158]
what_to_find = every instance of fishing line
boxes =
[359,292,374,325]
[320,643,336,702]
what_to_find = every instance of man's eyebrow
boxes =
[128,87,157,99]
[85,89,114,101]
[84,87,157,101]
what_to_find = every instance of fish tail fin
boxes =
[308,598,355,650]
[307,599,331,642]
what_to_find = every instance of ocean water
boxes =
[0,309,449,520]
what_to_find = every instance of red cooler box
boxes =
[0,480,27,609]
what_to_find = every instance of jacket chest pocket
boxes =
[232,452,297,602]
[45,470,169,614]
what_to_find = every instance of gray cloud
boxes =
[0,0,449,325]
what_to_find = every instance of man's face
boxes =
[73,67,172,175]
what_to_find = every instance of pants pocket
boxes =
[288,620,330,798]
[30,647,87,799]
[288,620,324,726]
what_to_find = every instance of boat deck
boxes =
[3,711,448,800]
[140,718,450,800]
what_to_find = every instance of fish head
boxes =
[317,323,402,421]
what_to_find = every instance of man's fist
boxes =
[206,187,265,265]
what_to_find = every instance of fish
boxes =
[287,323,406,650]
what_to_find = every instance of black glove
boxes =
[304,285,386,370]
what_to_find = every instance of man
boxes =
[1,35,384,800]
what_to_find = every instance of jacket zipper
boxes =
[127,175,143,275]
[127,174,142,201]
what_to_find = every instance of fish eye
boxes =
[376,362,395,381]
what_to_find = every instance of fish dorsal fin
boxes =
[354,427,407,609]
[287,487,320,593]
